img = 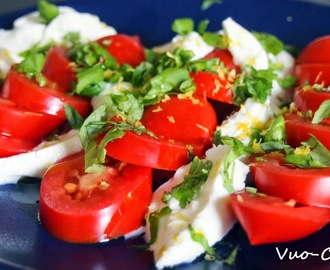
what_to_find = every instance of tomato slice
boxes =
[97,34,145,67]
[42,46,77,91]
[141,95,217,146]
[230,190,330,245]
[2,67,91,119]
[203,48,240,73]
[104,95,217,170]
[294,86,330,113]
[0,134,40,157]
[39,152,152,243]
[294,63,330,87]
[0,98,64,140]
[250,152,330,207]
[190,71,234,103]
[284,113,330,150]
[297,36,330,64]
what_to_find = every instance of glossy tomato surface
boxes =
[2,68,91,119]
[39,152,152,243]
[230,190,330,245]
[250,152,330,207]
[0,134,40,157]
[97,34,146,67]
[294,63,330,87]
[296,35,330,64]
[294,87,330,113]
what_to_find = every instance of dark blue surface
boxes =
[1,0,330,269]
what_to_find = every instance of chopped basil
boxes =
[162,157,213,208]
[64,104,84,129]
[38,0,59,24]
[17,53,46,87]
[172,18,194,35]
[188,224,216,257]
[263,114,286,142]
[201,0,222,10]
[75,64,105,95]
[147,207,172,245]
[233,66,276,104]
[312,100,330,124]
[252,31,284,55]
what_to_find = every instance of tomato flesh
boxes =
[0,134,40,157]
[297,35,330,64]
[250,152,330,207]
[230,190,330,245]
[2,68,91,119]
[97,34,145,67]
[294,63,330,87]
[294,87,330,113]
[284,113,330,151]
[39,152,152,243]
[0,97,64,140]
[203,48,240,73]
[42,46,77,91]
[191,71,234,103]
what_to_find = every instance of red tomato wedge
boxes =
[230,190,330,245]
[297,36,330,64]
[141,95,217,146]
[97,34,145,67]
[104,95,217,170]
[0,134,40,157]
[203,48,240,73]
[250,152,330,207]
[39,152,152,243]
[294,86,330,113]
[42,46,76,91]
[284,113,330,150]
[0,98,64,140]
[294,63,330,87]
[2,67,91,119]
[191,71,234,103]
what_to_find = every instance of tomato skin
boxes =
[284,113,330,150]
[294,63,330,87]
[2,68,91,119]
[230,190,330,245]
[141,95,218,146]
[250,152,330,207]
[39,152,152,243]
[0,134,40,157]
[297,36,330,64]
[203,48,240,73]
[190,71,234,103]
[104,129,204,171]
[42,46,76,91]
[294,87,330,113]
[97,34,145,67]
[0,98,64,140]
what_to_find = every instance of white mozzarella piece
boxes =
[222,17,268,70]
[145,144,248,269]
[0,6,116,78]
[153,31,214,60]
[0,130,82,185]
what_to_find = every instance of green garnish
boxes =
[147,207,172,245]
[38,0,59,24]
[162,157,213,208]
[64,104,84,129]
[252,31,284,55]
[188,224,216,257]
[172,18,194,35]
[17,53,46,86]
[201,0,222,10]
[312,100,330,124]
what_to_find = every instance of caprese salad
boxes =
[1,1,330,269]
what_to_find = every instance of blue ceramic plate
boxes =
[1,0,330,269]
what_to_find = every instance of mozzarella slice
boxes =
[145,144,248,269]
[0,130,82,185]
[222,17,268,70]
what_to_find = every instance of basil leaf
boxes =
[188,224,215,256]
[148,207,172,245]
[252,31,284,55]
[264,114,286,142]
[38,0,59,24]
[201,0,222,10]
[75,64,105,95]
[172,18,194,35]
[162,157,213,208]
[64,104,84,129]
[17,53,46,86]
[312,100,330,124]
